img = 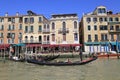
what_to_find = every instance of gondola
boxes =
[42,54,60,61]
[27,56,97,66]
[9,56,25,62]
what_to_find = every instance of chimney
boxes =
[16,12,19,16]
[5,12,8,17]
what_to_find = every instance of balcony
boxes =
[58,28,69,34]
[22,40,42,43]
[73,29,78,33]
[42,41,50,44]
[42,29,50,33]
[51,30,55,33]
[94,39,98,42]
[100,39,109,42]
[109,29,120,33]
[87,39,92,42]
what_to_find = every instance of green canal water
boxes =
[0,59,120,80]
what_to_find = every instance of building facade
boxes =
[0,11,79,46]
[50,14,79,44]
[0,12,23,44]
[80,6,120,53]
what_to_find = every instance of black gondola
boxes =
[27,56,97,66]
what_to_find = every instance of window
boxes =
[0,18,4,22]
[30,26,34,32]
[39,25,42,32]
[19,17,23,23]
[11,33,15,39]
[74,21,77,29]
[39,17,42,22]
[86,18,91,22]
[25,36,28,42]
[95,34,98,41]
[24,18,28,23]
[7,33,12,38]
[63,22,66,29]
[94,25,97,30]
[47,24,49,29]
[93,18,97,22]
[111,34,114,41]
[110,26,114,30]
[52,34,55,41]
[30,17,34,23]
[117,34,120,40]
[8,39,11,43]
[12,39,14,43]
[47,35,49,41]
[115,17,119,22]
[44,35,46,41]
[30,36,34,42]
[19,24,22,30]
[12,25,15,30]
[12,18,15,23]
[74,33,78,41]
[104,17,107,21]
[88,25,91,30]
[44,24,46,30]
[0,33,3,38]
[88,35,91,42]
[98,8,106,14]
[19,33,22,38]
[0,39,3,44]
[52,22,55,30]
[8,25,11,30]
[100,25,108,30]
[101,34,108,41]
[19,39,22,43]
[63,34,66,41]
[8,18,11,22]
[25,26,28,32]
[109,17,113,22]
[116,25,119,31]
[0,25,4,30]
[99,17,103,22]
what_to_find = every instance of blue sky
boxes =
[0,0,119,19]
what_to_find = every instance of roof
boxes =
[51,13,77,18]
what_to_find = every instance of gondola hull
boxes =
[27,57,97,66]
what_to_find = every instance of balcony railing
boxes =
[100,39,109,42]
[87,39,92,42]
[42,29,50,33]
[22,40,42,43]
[58,28,69,34]
[42,41,50,44]
[73,29,78,33]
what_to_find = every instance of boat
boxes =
[97,53,120,58]
[9,56,25,62]
[27,56,97,66]
[42,54,60,61]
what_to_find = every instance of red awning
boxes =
[0,44,10,49]
[26,44,42,47]
[70,44,82,47]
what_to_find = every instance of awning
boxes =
[26,44,42,47]
[16,43,25,46]
[110,42,116,45]
[0,44,10,49]
[84,42,100,45]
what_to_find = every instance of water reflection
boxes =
[0,59,120,80]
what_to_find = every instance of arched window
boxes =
[63,22,66,29]
[74,21,77,29]
[25,36,28,42]
[52,22,55,30]
[30,36,34,42]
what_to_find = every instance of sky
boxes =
[0,0,120,19]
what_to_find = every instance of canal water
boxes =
[0,59,120,80]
